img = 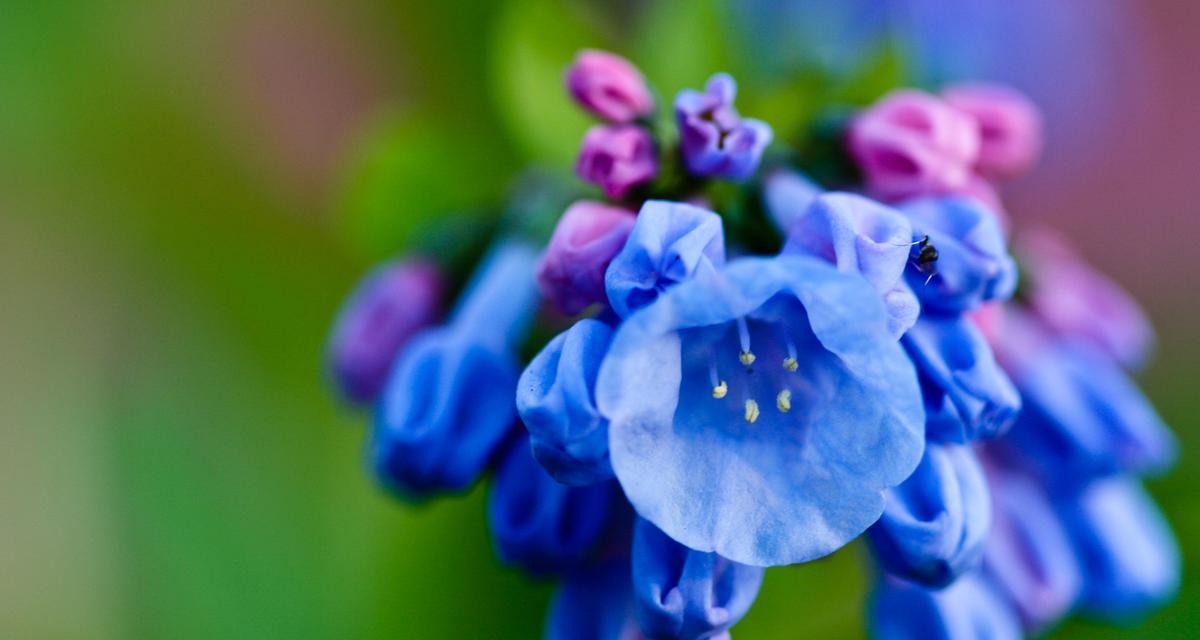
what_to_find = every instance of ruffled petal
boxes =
[904,314,1020,443]
[488,436,615,575]
[632,518,763,639]
[597,255,924,566]
[868,443,990,587]
[605,201,726,318]
[517,319,616,485]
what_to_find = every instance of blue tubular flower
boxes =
[517,319,616,485]
[1059,477,1180,619]
[545,559,644,640]
[904,314,1020,443]
[899,197,1016,313]
[632,518,764,640]
[870,574,1022,640]
[487,435,615,576]
[675,74,773,181]
[371,240,539,497]
[982,464,1082,631]
[867,443,990,587]
[596,254,924,566]
[605,200,726,318]
[994,310,1176,483]
[762,169,823,233]
[781,192,920,337]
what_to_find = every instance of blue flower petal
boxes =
[605,201,726,318]
[782,192,920,337]
[762,169,823,233]
[904,314,1020,443]
[596,254,925,566]
[370,241,539,497]
[518,319,616,485]
[982,464,1081,630]
[900,197,1017,312]
[488,436,616,576]
[868,443,990,587]
[545,559,643,640]
[1060,477,1180,619]
[996,322,1176,483]
[632,518,763,639]
[871,574,1022,640]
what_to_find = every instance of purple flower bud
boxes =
[848,90,981,202]
[565,49,655,123]
[944,83,1043,180]
[1018,228,1155,370]
[327,259,443,404]
[576,124,658,199]
[537,201,637,315]
[675,73,773,181]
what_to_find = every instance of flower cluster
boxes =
[325,48,1177,640]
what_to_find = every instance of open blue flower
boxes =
[488,435,616,576]
[994,310,1176,485]
[904,314,1020,443]
[1058,477,1180,620]
[596,254,924,566]
[517,318,616,485]
[371,241,539,497]
[871,574,1022,640]
[781,192,920,338]
[900,196,1016,313]
[868,443,990,587]
[605,200,726,318]
[632,518,763,639]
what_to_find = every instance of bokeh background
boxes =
[3,1,1197,637]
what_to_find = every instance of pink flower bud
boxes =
[565,49,655,123]
[944,83,1043,180]
[537,201,636,315]
[576,124,658,199]
[848,90,981,202]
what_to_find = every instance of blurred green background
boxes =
[3,1,1197,637]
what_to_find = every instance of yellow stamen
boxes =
[738,350,756,367]
[711,381,728,399]
[782,357,798,372]
[776,389,792,413]
[744,399,760,424]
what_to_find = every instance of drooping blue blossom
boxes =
[596,252,924,566]
[992,309,1176,485]
[780,191,920,337]
[675,74,773,181]
[545,559,644,640]
[605,200,726,318]
[631,517,764,639]
[487,435,616,576]
[899,196,1016,313]
[903,314,1020,443]
[867,443,990,587]
[1058,476,1180,619]
[981,462,1082,631]
[870,573,1022,640]
[517,318,617,486]
[370,240,539,497]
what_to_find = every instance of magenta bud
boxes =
[537,200,636,315]
[576,124,658,200]
[944,83,1043,180]
[327,259,443,404]
[848,90,981,202]
[565,49,655,123]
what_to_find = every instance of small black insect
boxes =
[910,234,939,285]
